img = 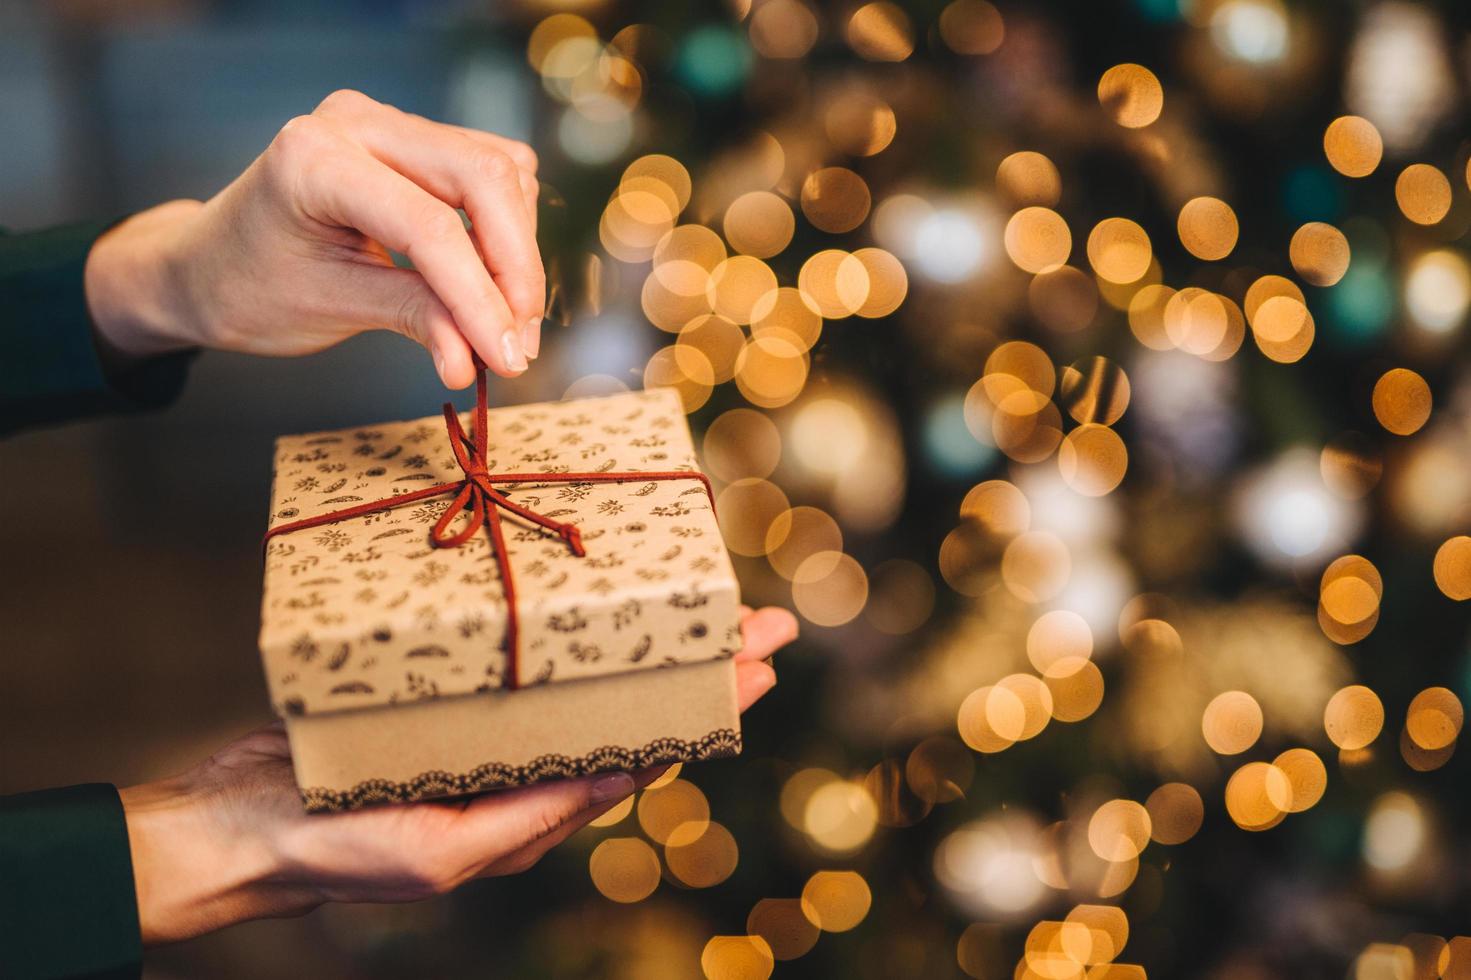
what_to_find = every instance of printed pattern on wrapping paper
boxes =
[259,388,742,717]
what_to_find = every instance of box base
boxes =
[285,658,741,812]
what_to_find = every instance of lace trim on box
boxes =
[300,728,741,812]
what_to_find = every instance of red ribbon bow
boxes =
[264,361,714,689]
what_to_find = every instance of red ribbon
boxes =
[264,361,714,689]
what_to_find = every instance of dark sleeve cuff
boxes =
[0,784,142,980]
[0,219,194,437]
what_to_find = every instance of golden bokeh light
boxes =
[1088,799,1152,862]
[701,935,775,980]
[780,768,839,831]
[1289,222,1351,287]
[707,255,778,324]
[1323,115,1383,178]
[1224,762,1292,831]
[1177,197,1239,261]
[906,735,974,804]
[801,871,872,932]
[1097,63,1163,128]
[589,836,662,903]
[1318,554,1382,642]
[666,820,739,887]
[792,551,869,627]
[1319,432,1382,499]
[845,2,914,61]
[801,167,873,234]
[1201,690,1264,755]
[1004,207,1073,274]
[939,0,1005,55]
[643,344,714,412]
[983,340,1056,400]
[1058,423,1129,496]
[852,247,909,317]
[998,672,1055,741]
[766,506,843,580]
[798,249,871,318]
[1371,368,1432,436]
[993,396,1062,466]
[1243,274,1305,324]
[678,314,745,383]
[1059,354,1123,423]
[957,684,1025,753]
[1163,288,1228,356]
[747,898,820,961]
[1067,904,1129,964]
[588,792,634,827]
[863,759,931,828]
[824,91,898,157]
[996,150,1061,207]
[961,479,1031,536]
[1145,783,1204,845]
[716,478,791,556]
[1001,531,1071,604]
[734,334,810,408]
[751,286,823,352]
[1405,687,1463,751]
[1086,218,1153,284]
[1250,295,1315,364]
[1433,537,1471,601]
[1027,609,1093,675]
[1324,685,1384,750]
[1395,164,1453,225]
[702,408,781,482]
[1030,264,1099,332]
[1401,726,1456,773]
[804,778,879,854]
[865,559,936,634]
[723,191,795,259]
[1272,748,1327,813]
[641,269,714,333]
[638,778,710,845]
[748,0,819,59]
[1043,658,1105,723]
[1127,283,1176,351]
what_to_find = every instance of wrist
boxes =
[119,775,304,945]
[84,200,205,367]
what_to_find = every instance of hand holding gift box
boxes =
[259,362,757,810]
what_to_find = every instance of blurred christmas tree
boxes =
[430,1,1471,976]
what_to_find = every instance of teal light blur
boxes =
[923,393,994,477]
[1134,0,1182,22]
[1283,165,1342,223]
[1326,259,1394,347]
[675,24,752,98]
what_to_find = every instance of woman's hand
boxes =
[83,89,543,388]
[119,606,796,945]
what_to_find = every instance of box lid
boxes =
[259,387,741,718]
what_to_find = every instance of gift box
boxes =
[258,371,743,812]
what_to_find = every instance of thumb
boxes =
[459,771,636,852]
[331,263,477,389]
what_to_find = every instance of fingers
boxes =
[736,660,778,712]
[450,769,634,871]
[325,264,478,388]
[278,119,526,379]
[476,766,667,879]
[735,606,800,662]
[313,92,544,368]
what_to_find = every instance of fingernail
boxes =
[520,317,542,359]
[432,347,446,382]
[590,772,635,805]
[500,329,528,373]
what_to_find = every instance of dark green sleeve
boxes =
[0,220,194,437]
[0,784,141,980]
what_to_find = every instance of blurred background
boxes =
[4,0,1471,976]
